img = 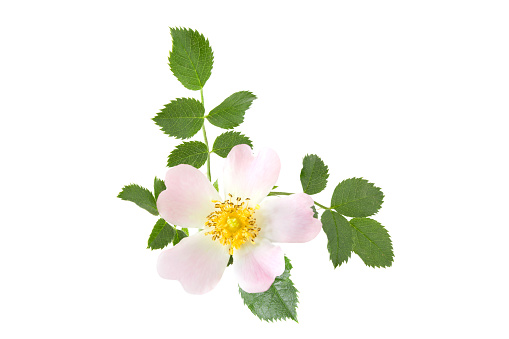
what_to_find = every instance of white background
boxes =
[1,0,508,337]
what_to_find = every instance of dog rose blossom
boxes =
[156,144,322,294]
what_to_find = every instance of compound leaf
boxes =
[207,91,256,129]
[331,178,384,217]
[147,219,175,250]
[321,210,353,268]
[168,27,213,90]
[118,184,158,216]
[350,217,393,268]
[167,141,208,168]
[212,131,252,158]
[300,154,329,195]
[153,98,204,139]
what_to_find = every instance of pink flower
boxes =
[156,144,322,294]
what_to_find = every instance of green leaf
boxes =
[117,184,158,216]
[350,218,393,268]
[167,141,208,168]
[154,177,166,201]
[227,255,233,267]
[212,131,253,158]
[147,219,175,250]
[311,205,318,219]
[168,27,213,90]
[331,178,384,217]
[239,256,298,322]
[321,210,353,268]
[153,98,205,139]
[206,91,256,129]
[173,229,188,246]
[213,179,219,192]
[300,154,329,195]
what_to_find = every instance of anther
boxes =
[206,195,260,255]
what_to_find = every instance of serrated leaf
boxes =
[239,256,298,322]
[206,91,256,129]
[350,218,393,268]
[168,27,213,90]
[154,177,166,201]
[331,178,384,217]
[212,131,253,158]
[147,219,175,250]
[173,229,188,246]
[311,205,318,219]
[321,210,353,268]
[153,98,205,139]
[117,184,158,216]
[167,141,208,168]
[300,154,329,195]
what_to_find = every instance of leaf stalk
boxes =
[200,88,212,181]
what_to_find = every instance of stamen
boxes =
[205,194,259,255]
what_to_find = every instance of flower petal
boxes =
[157,164,220,228]
[223,144,280,205]
[257,193,322,243]
[157,232,230,295]
[233,238,285,293]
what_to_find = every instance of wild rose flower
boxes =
[156,144,322,294]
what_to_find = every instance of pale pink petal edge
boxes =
[258,193,322,243]
[223,144,280,205]
[157,232,230,295]
[157,164,220,228]
[232,239,285,293]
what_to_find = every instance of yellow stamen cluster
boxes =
[205,194,260,255]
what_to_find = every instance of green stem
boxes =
[200,88,212,181]
[268,191,330,210]
[268,191,292,196]
[314,201,330,210]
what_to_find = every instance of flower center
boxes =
[205,194,260,255]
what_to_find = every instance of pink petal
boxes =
[157,164,220,229]
[257,193,322,243]
[233,238,285,293]
[157,232,230,295]
[223,144,280,205]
